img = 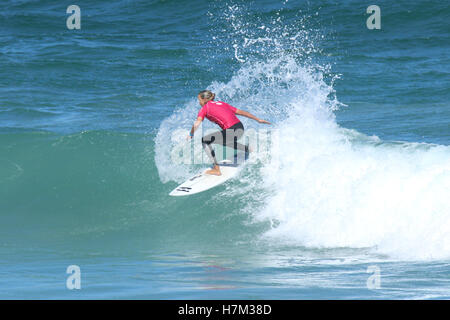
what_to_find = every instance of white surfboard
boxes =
[169,159,243,196]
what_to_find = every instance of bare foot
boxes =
[205,165,221,176]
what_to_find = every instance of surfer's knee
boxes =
[234,128,244,139]
[202,136,213,145]
[202,132,222,146]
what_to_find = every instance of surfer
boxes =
[187,90,271,176]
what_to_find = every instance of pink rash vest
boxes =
[197,100,240,130]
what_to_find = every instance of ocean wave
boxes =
[155,2,450,260]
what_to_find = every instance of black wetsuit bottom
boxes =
[201,121,248,165]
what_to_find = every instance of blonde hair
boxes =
[198,90,215,101]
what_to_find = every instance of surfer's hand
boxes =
[186,135,192,141]
[258,119,271,124]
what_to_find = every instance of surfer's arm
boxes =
[188,117,203,139]
[235,109,271,124]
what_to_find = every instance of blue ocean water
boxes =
[0,0,449,299]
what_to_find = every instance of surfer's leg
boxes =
[224,122,249,162]
[202,131,222,175]
[202,135,219,165]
